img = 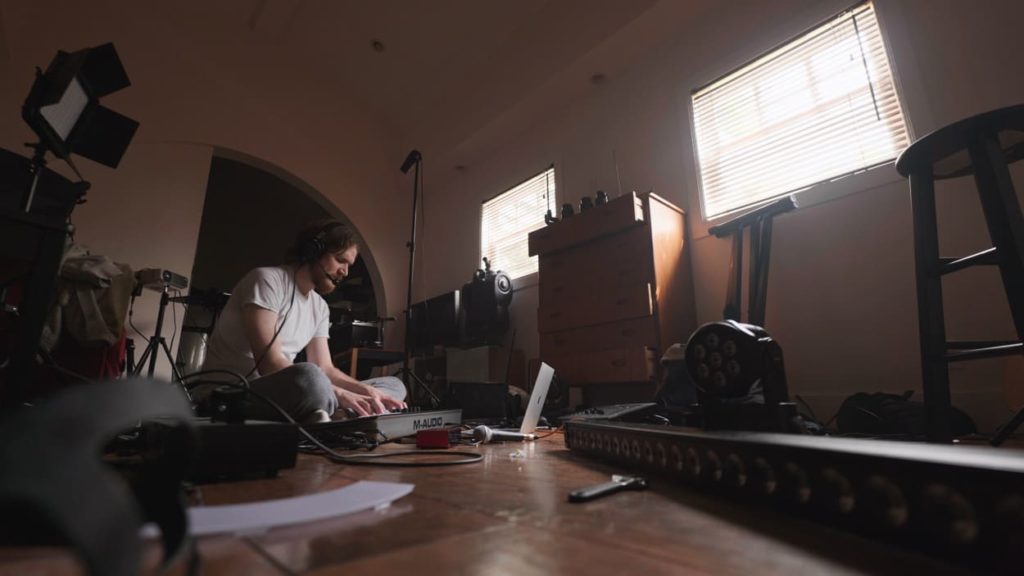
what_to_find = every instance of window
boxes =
[691,1,909,220]
[481,166,556,280]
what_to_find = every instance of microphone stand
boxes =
[398,151,440,408]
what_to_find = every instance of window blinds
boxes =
[480,167,555,279]
[691,2,909,219]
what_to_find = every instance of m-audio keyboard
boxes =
[307,409,462,444]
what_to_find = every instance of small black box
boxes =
[191,419,298,483]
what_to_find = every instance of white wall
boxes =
[0,2,408,379]
[421,0,1024,430]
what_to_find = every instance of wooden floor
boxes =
[0,432,986,575]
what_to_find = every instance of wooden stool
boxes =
[896,105,1024,444]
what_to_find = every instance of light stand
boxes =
[396,150,440,408]
[1,145,90,410]
[0,43,136,409]
[21,142,88,214]
[132,286,185,383]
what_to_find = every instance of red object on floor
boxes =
[416,428,456,449]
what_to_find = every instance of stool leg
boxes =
[968,134,1024,340]
[970,133,1024,446]
[910,167,952,442]
[991,406,1024,446]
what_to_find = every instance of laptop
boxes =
[497,361,554,434]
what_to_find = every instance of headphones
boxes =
[298,221,345,263]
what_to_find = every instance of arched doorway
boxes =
[176,151,386,372]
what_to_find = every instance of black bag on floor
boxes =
[836,390,976,437]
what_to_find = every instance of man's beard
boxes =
[313,266,338,295]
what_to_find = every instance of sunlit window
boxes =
[692,1,909,219]
[480,167,556,279]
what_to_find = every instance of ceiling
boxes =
[277,0,659,140]
[1,0,722,168]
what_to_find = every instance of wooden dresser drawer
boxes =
[538,256,650,311]
[538,224,651,287]
[528,192,644,256]
[537,282,652,333]
[540,316,659,356]
[542,347,656,385]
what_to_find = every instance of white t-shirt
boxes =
[202,265,330,380]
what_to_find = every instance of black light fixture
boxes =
[684,320,798,432]
[0,43,137,408]
[21,42,138,175]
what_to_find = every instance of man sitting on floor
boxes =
[199,220,406,422]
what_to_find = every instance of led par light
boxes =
[685,320,796,431]
[22,42,138,169]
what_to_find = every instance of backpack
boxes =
[836,391,976,437]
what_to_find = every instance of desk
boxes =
[0,434,971,575]
[332,348,405,380]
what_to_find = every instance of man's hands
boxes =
[333,384,407,418]
[364,385,407,412]
[308,337,406,415]
[335,388,382,418]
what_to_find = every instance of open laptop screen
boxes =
[519,362,554,434]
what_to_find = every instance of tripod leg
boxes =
[991,406,1024,447]
[159,340,185,382]
[723,230,743,321]
[133,341,156,377]
[158,339,193,402]
[124,338,136,376]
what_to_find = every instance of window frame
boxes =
[688,1,913,226]
[479,165,556,282]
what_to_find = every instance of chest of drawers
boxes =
[528,192,696,397]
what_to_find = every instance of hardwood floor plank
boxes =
[0,433,996,574]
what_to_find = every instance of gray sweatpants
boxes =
[245,362,406,422]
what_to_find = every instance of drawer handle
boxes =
[611,360,627,368]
